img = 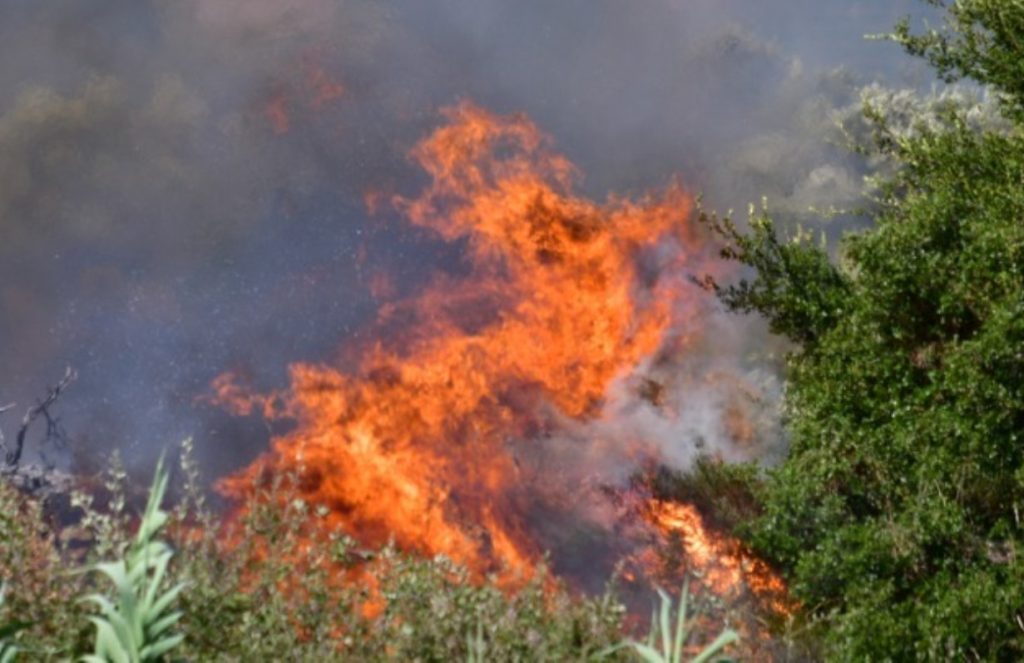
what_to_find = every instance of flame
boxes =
[645,500,791,616]
[216,101,711,582]
[262,55,344,135]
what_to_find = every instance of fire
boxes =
[262,55,344,135]
[645,500,791,616]
[216,101,709,581]
[214,100,790,632]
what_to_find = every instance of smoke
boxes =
[0,0,935,480]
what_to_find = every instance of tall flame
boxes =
[216,102,709,580]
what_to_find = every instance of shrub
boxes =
[7,440,738,661]
[79,456,185,662]
[703,1,1024,657]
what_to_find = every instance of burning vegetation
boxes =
[210,101,788,624]
[7,1,1024,659]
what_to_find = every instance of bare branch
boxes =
[4,366,77,470]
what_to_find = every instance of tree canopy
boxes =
[706,1,1024,658]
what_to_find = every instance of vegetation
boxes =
[700,0,1024,658]
[6,1,1024,660]
[601,581,739,663]
[1,440,740,661]
[79,457,185,662]
[0,583,28,663]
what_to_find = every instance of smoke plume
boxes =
[0,0,934,487]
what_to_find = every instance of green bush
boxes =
[703,1,1024,658]
[0,582,29,663]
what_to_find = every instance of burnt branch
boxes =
[3,366,77,470]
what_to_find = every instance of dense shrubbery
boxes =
[701,0,1024,658]
[0,443,623,660]
[0,441,745,661]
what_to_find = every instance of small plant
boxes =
[79,456,186,662]
[0,582,30,663]
[465,621,486,663]
[602,580,738,663]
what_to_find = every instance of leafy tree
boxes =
[704,1,1024,659]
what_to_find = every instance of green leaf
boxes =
[691,629,739,663]
[86,617,131,663]
[139,633,184,660]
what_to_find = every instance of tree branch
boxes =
[4,367,77,470]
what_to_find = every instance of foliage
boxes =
[704,1,1024,658]
[892,0,1024,122]
[169,441,631,661]
[0,476,93,657]
[0,583,29,663]
[80,456,185,663]
[0,439,657,661]
[601,580,739,663]
[699,204,849,347]
[639,459,763,538]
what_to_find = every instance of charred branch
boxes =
[1,367,77,496]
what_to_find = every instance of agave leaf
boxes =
[139,632,184,660]
[594,642,628,658]
[671,579,690,663]
[82,594,135,641]
[140,554,172,612]
[136,457,168,544]
[129,543,160,567]
[89,603,137,657]
[142,509,169,537]
[91,590,140,651]
[124,560,149,589]
[646,607,658,648]
[690,629,740,663]
[147,610,183,639]
[87,617,132,663]
[81,593,118,617]
[92,562,130,591]
[630,642,668,663]
[147,582,186,622]
[655,587,672,658]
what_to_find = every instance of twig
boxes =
[4,367,77,469]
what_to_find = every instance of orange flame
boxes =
[216,101,711,583]
[645,500,792,616]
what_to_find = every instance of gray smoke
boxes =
[0,0,937,480]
